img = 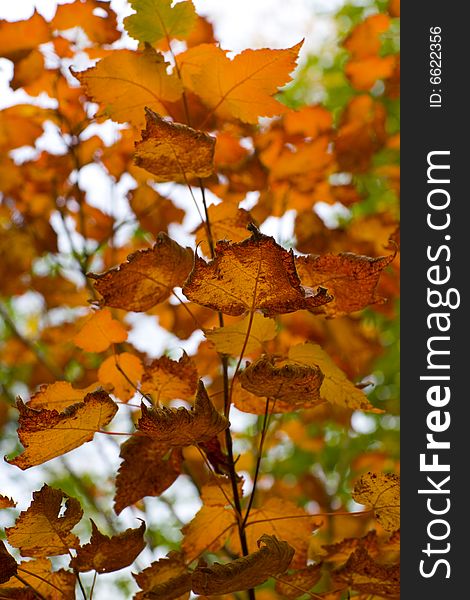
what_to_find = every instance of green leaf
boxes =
[124,0,197,44]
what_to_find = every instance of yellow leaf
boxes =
[141,352,198,403]
[3,557,75,599]
[28,381,98,412]
[352,472,400,532]
[205,313,277,355]
[98,353,144,402]
[73,309,127,353]
[7,392,118,470]
[288,343,381,412]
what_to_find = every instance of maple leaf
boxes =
[3,557,76,600]
[239,356,324,409]
[6,485,82,557]
[73,46,182,128]
[52,0,120,45]
[73,309,127,353]
[183,224,332,317]
[138,380,229,445]
[205,313,277,356]
[0,542,17,584]
[180,42,303,123]
[352,472,400,532]
[70,520,146,573]
[288,343,381,413]
[89,232,194,312]
[192,534,294,594]
[133,551,191,600]
[98,352,144,402]
[114,437,183,514]
[295,252,395,317]
[7,391,118,470]
[124,0,197,45]
[134,108,215,182]
[274,563,323,599]
[141,352,198,403]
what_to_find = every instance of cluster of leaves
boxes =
[0,0,400,598]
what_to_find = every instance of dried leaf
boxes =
[124,0,196,44]
[0,542,17,584]
[114,437,183,514]
[7,391,118,470]
[134,108,215,181]
[133,551,191,600]
[352,472,400,532]
[205,313,277,356]
[98,353,144,402]
[70,520,146,573]
[141,352,198,403]
[5,558,76,600]
[183,225,332,317]
[288,343,380,412]
[334,547,400,597]
[73,309,128,353]
[138,380,229,445]
[0,496,16,509]
[191,534,294,594]
[296,252,395,317]
[6,485,82,557]
[89,233,194,312]
[194,205,254,247]
[274,564,323,599]
[129,184,185,236]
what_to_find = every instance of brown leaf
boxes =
[134,108,215,182]
[239,356,324,409]
[6,485,82,557]
[296,252,395,317]
[183,224,332,317]
[133,551,191,600]
[191,534,294,594]
[319,530,379,564]
[7,391,118,469]
[0,542,17,584]
[0,496,16,509]
[352,472,400,532]
[274,563,323,599]
[89,232,194,312]
[70,520,145,573]
[5,558,76,600]
[114,437,183,514]
[138,380,229,445]
[333,547,400,597]
[141,352,198,403]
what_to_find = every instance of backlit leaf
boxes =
[90,233,193,312]
[134,108,215,181]
[125,0,196,44]
[133,551,191,600]
[5,558,75,599]
[138,380,229,445]
[352,472,400,532]
[27,381,97,412]
[191,534,294,594]
[73,309,128,353]
[7,391,118,469]
[183,225,332,317]
[98,353,144,402]
[52,0,120,45]
[70,520,146,573]
[205,313,277,355]
[141,352,198,403]
[274,564,323,599]
[6,485,82,557]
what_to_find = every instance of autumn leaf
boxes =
[274,563,323,599]
[239,356,324,409]
[0,11,50,62]
[134,108,215,182]
[183,224,332,317]
[4,557,76,600]
[6,485,82,557]
[73,308,127,353]
[352,472,400,532]
[129,183,185,236]
[0,496,16,509]
[73,46,182,128]
[181,42,303,123]
[141,352,198,403]
[295,252,395,317]
[138,380,229,445]
[288,343,381,412]
[7,391,117,469]
[192,534,294,594]
[89,232,194,312]
[0,542,17,584]
[70,520,145,573]
[52,0,120,45]
[98,352,144,402]
[124,0,197,45]
[319,530,379,564]
[27,381,97,412]
[114,437,183,514]
[205,313,277,356]
[194,204,254,247]
[133,551,191,600]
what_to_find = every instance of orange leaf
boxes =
[89,233,194,312]
[133,551,191,600]
[194,204,254,247]
[7,391,117,470]
[352,472,400,532]
[134,108,215,181]
[0,11,50,62]
[98,352,144,402]
[129,183,185,236]
[344,14,391,59]
[0,496,16,510]
[70,520,146,573]
[183,224,332,317]
[181,42,303,123]
[6,485,82,557]
[73,309,127,353]
[52,0,120,45]
[4,557,75,599]
[114,437,183,514]
[274,563,323,599]
[27,381,98,412]
[138,380,229,445]
[73,46,182,128]
[141,352,198,403]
